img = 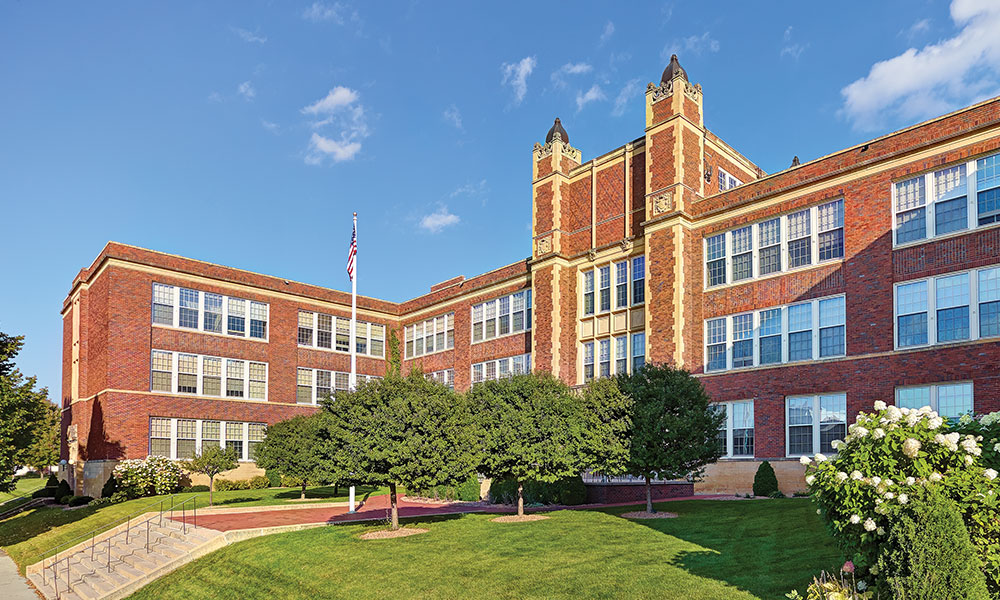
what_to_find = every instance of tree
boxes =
[322,373,479,530]
[24,401,60,473]
[618,364,725,513]
[578,377,633,477]
[0,332,49,492]
[183,445,238,506]
[471,373,583,517]
[254,414,340,500]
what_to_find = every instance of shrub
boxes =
[410,476,482,502]
[58,495,73,505]
[265,469,281,488]
[180,485,210,493]
[113,456,183,499]
[45,474,58,487]
[280,474,310,489]
[877,487,989,599]
[67,495,93,507]
[753,460,779,497]
[768,490,786,499]
[488,476,587,506]
[805,401,1000,592]
[249,476,270,489]
[786,568,872,599]
[455,476,481,502]
[54,480,71,503]
[20,471,41,479]
[31,487,56,499]
[100,474,117,499]
[954,411,1000,472]
[214,478,250,492]
[89,492,127,507]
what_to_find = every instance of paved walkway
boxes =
[0,550,38,600]
[172,494,726,532]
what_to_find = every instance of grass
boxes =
[0,477,46,506]
[0,485,383,573]
[128,499,842,600]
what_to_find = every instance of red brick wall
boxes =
[648,127,676,193]
[585,482,693,504]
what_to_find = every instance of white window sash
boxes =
[893,266,985,349]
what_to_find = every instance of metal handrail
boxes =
[38,493,200,598]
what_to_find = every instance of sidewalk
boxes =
[171,493,729,532]
[0,550,39,600]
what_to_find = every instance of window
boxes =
[176,420,197,459]
[316,370,331,400]
[758,218,781,275]
[471,354,531,385]
[894,267,998,348]
[152,284,174,325]
[202,357,222,396]
[616,262,628,308]
[150,418,171,457]
[714,400,754,458]
[896,280,929,347]
[406,313,455,358]
[297,368,313,404]
[712,404,727,455]
[631,333,645,372]
[632,256,645,304]
[248,423,265,461]
[204,293,223,333]
[718,167,742,191]
[226,360,244,398]
[425,369,455,389]
[227,298,246,337]
[615,336,627,374]
[583,342,595,382]
[936,273,970,343]
[177,354,198,394]
[787,209,811,268]
[298,368,384,403]
[225,422,244,459]
[248,362,266,400]
[817,200,844,261]
[179,289,199,329]
[897,382,973,419]
[786,393,846,456]
[250,302,268,339]
[980,267,1000,338]
[705,295,846,372]
[706,233,726,286]
[731,226,752,282]
[582,271,595,315]
[471,291,531,343]
[599,266,611,312]
[706,318,726,371]
[895,176,927,244]
[149,417,265,461]
[599,339,611,378]
[298,311,386,358]
[978,154,1000,225]
[202,421,220,452]
[151,350,172,392]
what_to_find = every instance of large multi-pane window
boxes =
[582,258,645,314]
[472,290,531,343]
[893,151,1000,245]
[149,417,265,462]
[713,400,755,458]
[581,333,643,381]
[896,382,973,419]
[151,284,268,341]
[632,256,645,304]
[471,354,531,384]
[705,295,847,372]
[718,167,742,192]
[598,339,611,378]
[705,199,844,288]
[425,369,455,389]
[149,350,267,400]
[631,332,646,372]
[583,342,595,382]
[598,266,611,312]
[615,262,628,308]
[405,313,455,358]
[786,393,847,456]
[894,266,1000,348]
[583,271,595,315]
[297,311,385,358]
[297,367,382,404]
[615,336,627,374]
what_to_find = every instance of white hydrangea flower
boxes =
[877,527,885,535]
[905,411,921,427]
[981,411,1000,426]
[817,509,822,515]
[836,472,849,482]
[965,455,975,466]
[885,492,895,500]
[851,470,863,480]
[985,469,998,480]
[873,428,886,439]
[854,427,869,439]
[799,455,811,465]
[871,476,882,485]
[873,400,887,411]
[898,493,909,504]
[850,514,861,524]
[831,440,844,450]
[905,477,916,486]
[902,438,921,458]
[900,407,911,416]
[930,472,943,482]
[805,475,816,485]
[961,436,982,456]
[864,518,877,532]
[814,453,828,463]
[884,478,894,487]
[935,433,959,452]
[886,406,903,423]
[927,416,944,430]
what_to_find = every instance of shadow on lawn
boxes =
[272,485,379,501]
[0,504,97,549]
[618,499,843,600]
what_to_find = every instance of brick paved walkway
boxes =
[171,494,726,532]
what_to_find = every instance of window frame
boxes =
[150,350,268,401]
[785,393,847,457]
[471,290,532,345]
[297,367,382,404]
[297,310,386,359]
[150,284,268,342]
[470,354,532,385]
[895,381,974,419]
[713,400,755,458]
[893,265,998,349]
[148,416,266,462]
[405,313,455,359]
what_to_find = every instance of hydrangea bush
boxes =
[955,411,1000,472]
[112,455,182,499]
[803,401,1000,593]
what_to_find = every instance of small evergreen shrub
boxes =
[67,495,93,507]
[249,475,270,489]
[877,487,990,599]
[455,476,481,502]
[45,474,58,487]
[753,461,779,497]
[265,469,281,488]
[58,495,73,505]
[31,487,56,499]
[54,480,71,503]
[100,474,118,499]
[768,490,786,499]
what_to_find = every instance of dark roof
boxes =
[660,54,688,84]
[545,118,569,144]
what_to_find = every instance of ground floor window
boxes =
[896,381,973,419]
[711,400,754,458]
[786,393,846,457]
[148,417,266,462]
[425,369,455,389]
[471,354,531,384]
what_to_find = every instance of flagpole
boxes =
[348,211,357,513]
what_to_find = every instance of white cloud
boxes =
[443,104,463,129]
[780,26,808,60]
[207,91,223,103]
[599,21,615,45]
[902,18,931,39]
[840,0,1000,131]
[612,79,642,117]
[419,205,460,233]
[661,3,673,24]
[261,120,280,134]
[237,81,256,100]
[302,2,345,23]
[232,27,266,43]
[551,62,593,89]
[662,31,719,61]
[450,179,489,206]
[501,56,537,105]
[576,84,607,112]
[302,86,369,165]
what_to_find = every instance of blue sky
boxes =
[3,0,999,398]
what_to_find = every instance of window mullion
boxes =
[812,300,821,360]
[752,310,760,367]
[170,418,178,461]
[928,278,937,345]
[971,271,980,341]
[925,173,934,240]
[781,307,789,363]
[243,422,250,461]
[813,396,821,456]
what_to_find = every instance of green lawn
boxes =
[0,477,46,506]
[0,485,383,572]
[128,499,841,600]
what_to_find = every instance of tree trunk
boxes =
[334,483,339,496]
[517,480,524,517]
[389,482,399,530]
[209,476,215,507]
[645,474,654,513]
[301,483,306,500]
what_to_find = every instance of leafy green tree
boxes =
[470,373,583,517]
[322,373,479,530]
[578,377,633,477]
[24,401,60,473]
[0,332,49,492]
[254,414,341,500]
[618,364,724,513]
[183,445,238,506]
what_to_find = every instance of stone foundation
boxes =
[68,459,267,498]
[695,459,807,496]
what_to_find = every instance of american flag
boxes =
[347,222,357,281]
